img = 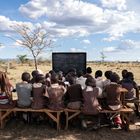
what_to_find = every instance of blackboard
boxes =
[52,52,86,75]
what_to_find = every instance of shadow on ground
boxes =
[0,119,140,140]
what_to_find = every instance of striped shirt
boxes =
[0,92,9,104]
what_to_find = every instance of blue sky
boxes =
[0,0,140,61]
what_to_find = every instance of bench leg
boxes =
[65,111,68,130]
[57,112,61,132]
[121,113,131,131]
[44,111,61,132]
[65,111,81,130]
[0,111,6,129]
[0,111,1,128]
[0,119,5,129]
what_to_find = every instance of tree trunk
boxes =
[33,56,38,70]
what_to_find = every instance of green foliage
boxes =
[17,54,28,64]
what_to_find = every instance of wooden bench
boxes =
[64,108,81,130]
[0,109,13,129]
[120,88,140,113]
[123,99,140,115]
[64,107,133,131]
[124,99,140,104]
[0,107,134,131]
[100,107,133,130]
[0,108,63,132]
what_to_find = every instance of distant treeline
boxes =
[0,59,140,64]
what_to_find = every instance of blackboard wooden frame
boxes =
[52,52,86,75]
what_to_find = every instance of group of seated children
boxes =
[0,67,139,129]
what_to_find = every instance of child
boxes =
[0,71,15,108]
[120,72,139,116]
[104,72,122,129]
[82,77,102,129]
[95,70,104,90]
[16,72,32,108]
[103,70,112,88]
[84,67,93,78]
[120,72,139,100]
[82,77,102,115]
[31,74,48,109]
[47,74,66,110]
[64,76,83,110]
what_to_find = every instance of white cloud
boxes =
[18,0,140,40]
[101,0,127,10]
[12,40,23,47]
[81,39,91,44]
[0,44,5,50]
[19,0,106,37]
[103,10,140,41]
[70,47,84,52]
[103,39,140,52]
[103,46,118,52]
[0,0,139,41]
[70,48,76,52]
[19,0,104,24]
[52,38,57,42]
[19,0,48,19]
[118,39,140,49]
[0,15,33,32]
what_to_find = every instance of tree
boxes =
[10,24,52,70]
[100,51,106,62]
[17,54,28,64]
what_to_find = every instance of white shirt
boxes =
[95,77,104,90]
[76,76,87,89]
[86,86,103,98]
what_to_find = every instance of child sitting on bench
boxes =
[104,72,122,129]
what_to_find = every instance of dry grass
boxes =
[1,61,139,85]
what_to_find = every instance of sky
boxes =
[0,0,140,61]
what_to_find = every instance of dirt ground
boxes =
[0,118,140,140]
[0,61,140,139]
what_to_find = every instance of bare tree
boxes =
[10,24,52,70]
[100,51,106,62]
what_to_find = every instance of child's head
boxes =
[86,67,92,74]
[49,70,55,76]
[121,69,128,79]
[21,72,31,83]
[77,70,84,78]
[35,74,45,84]
[104,70,112,80]
[68,76,76,85]
[31,70,39,78]
[68,68,77,77]
[110,72,120,83]
[85,77,96,87]
[126,72,134,81]
[95,70,102,78]
[51,73,59,84]
[57,71,63,81]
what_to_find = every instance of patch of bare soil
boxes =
[0,118,140,140]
